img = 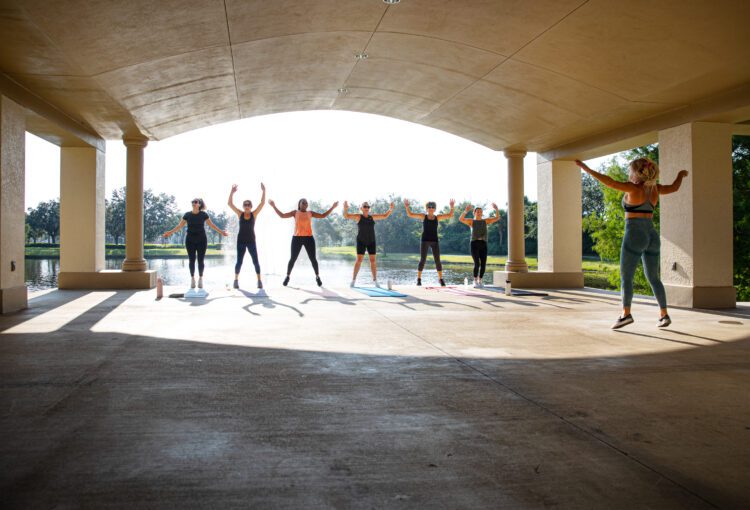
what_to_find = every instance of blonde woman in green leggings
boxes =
[576,158,688,329]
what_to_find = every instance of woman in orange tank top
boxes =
[269,197,338,287]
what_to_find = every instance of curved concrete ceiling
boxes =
[1,0,749,152]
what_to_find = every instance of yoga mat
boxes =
[183,288,209,299]
[425,286,485,297]
[353,287,407,298]
[482,286,549,297]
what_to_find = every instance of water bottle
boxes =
[464,277,468,288]
[387,278,393,290]
[505,279,512,296]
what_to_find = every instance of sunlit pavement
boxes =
[1,285,748,508]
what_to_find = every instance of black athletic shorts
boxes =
[356,241,376,255]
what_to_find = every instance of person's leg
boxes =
[248,241,262,282]
[303,237,319,275]
[234,241,247,279]
[479,241,488,280]
[186,239,197,277]
[196,239,207,277]
[470,240,480,279]
[417,242,428,283]
[432,242,444,284]
[353,254,364,280]
[369,252,377,281]
[287,237,303,276]
[620,221,648,317]
[642,227,668,318]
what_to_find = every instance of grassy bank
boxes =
[321,246,618,290]
[25,245,224,259]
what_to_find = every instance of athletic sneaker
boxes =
[257,280,263,290]
[316,276,323,287]
[233,280,239,289]
[439,279,446,287]
[198,277,203,289]
[350,280,355,288]
[611,314,634,329]
[374,280,380,288]
[190,277,196,289]
[283,276,290,286]
[473,283,480,288]
[657,315,672,328]
[417,278,422,286]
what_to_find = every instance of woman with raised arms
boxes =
[269,198,338,287]
[404,199,455,287]
[459,203,501,287]
[342,200,395,287]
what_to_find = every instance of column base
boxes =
[504,261,529,272]
[0,285,28,313]
[665,284,736,309]
[59,270,156,290]
[122,258,147,271]
[493,271,584,289]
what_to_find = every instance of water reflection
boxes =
[25,256,492,291]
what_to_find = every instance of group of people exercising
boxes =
[163,156,689,329]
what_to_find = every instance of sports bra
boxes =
[622,187,657,214]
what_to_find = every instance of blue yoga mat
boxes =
[353,286,407,297]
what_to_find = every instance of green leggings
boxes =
[621,218,667,309]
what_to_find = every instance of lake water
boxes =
[25,255,496,292]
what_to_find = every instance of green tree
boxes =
[733,135,750,300]
[205,210,229,244]
[105,188,126,244]
[144,190,178,242]
[27,199,59,243]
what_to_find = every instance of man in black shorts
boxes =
[342,200,394,287]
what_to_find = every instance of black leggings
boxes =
[418,241,442,271]
[235,241,260,275]
[185,236,207,277]
[471,240,488,278]
[287,236,319,275]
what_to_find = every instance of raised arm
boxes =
[575,160,637,193]
[206,217,228,237]
[372,202,395,221]
[437,199,456,221]
[486,203,502,225]
[311,201,339,219]
[459,204,473,226]
[658,170,689,195]
[269,199,295,219]
[341,201,360,221]
[253,182,266,216]
[227,184,242,216]
[162,218,187,238]
[403,199,423,220]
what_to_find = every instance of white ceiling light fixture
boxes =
[383,0,400,4]
[337,88,348,94]
[355,52,368,60]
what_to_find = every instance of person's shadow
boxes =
[239,289,304,317]
[293,286,360,307]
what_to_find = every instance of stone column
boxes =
[536,156,584,286]
[503,150,528,272]
[0,95,27,313]
[59,146,105,275]
[122,136,148,271]
[658,122,735,308]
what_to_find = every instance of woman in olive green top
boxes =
[459,203,501,287]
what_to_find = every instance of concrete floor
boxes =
[0,284,748,509]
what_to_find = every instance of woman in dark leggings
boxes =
[404,199,455,286]
[163,198,227,289]
[576,158,688,329]
[269,198,338,287]
[459,203,501,287]
[228,182,265,289]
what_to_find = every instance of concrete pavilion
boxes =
[1,1,749,312]
[1,3,750,508]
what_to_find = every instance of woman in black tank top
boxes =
[342,200,395,287]
[227,183,266,289]
[162,197,228,289]
[459,203,501,287]
[404,199,455,286]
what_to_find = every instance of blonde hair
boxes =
[629,158,659,188]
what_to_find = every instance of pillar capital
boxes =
[122,135,148,148]
[503,149,527,159]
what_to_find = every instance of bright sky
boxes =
[25,110,550,212]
